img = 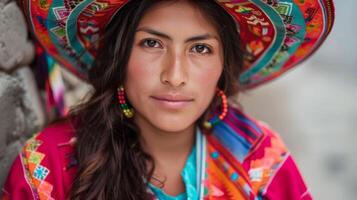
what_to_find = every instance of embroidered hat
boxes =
[20,0,335,89]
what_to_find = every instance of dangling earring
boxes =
[203,88,228,129]
[117,86,134,118]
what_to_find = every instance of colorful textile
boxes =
[18,0,335,89]
[1,106,311,200]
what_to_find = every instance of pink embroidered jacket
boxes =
[1,107,312,200]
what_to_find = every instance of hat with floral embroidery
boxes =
[19,0,335,89]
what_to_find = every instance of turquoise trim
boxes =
[47,0,94,72]
[272,0,306,70]
[256,0,306,78]
[66,0,95,66]
[239,0,286,83]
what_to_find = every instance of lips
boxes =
[150,94,194,109]
[151,94,193,102]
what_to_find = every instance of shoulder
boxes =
[240,113,312,199]
[22,119,77,170]
[207,106,285,163]
[21,119,77,169]
[2,119,77,200]
[248,121,312,199]
[210,106,311,198]
[31,119,76,147]
[246,119,289,161]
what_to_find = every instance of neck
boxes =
[133,115,197,195]
[134,116,196,163]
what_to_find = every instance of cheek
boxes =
[127,51,150,81]
[125,49,159,94]
[198,69,221,87]
[190,58,223,114]
[191,57,223,91]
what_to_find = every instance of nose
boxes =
[160,51,188,88]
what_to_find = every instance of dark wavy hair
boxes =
[67,0,244,199]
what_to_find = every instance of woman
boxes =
[2,0,335,199]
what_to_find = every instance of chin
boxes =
[149,114,197,133]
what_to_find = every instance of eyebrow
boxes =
[136,27,219,43]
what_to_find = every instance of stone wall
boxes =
[0,0,46,187]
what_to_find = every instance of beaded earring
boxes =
[117,86,134,118]
[203,88,228,129]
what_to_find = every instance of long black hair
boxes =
[68,0,243,199]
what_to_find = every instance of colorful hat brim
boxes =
[21,0,335,89]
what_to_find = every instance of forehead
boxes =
[137,1,219,37]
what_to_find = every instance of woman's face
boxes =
[125,1,223,133]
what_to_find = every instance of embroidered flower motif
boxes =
[33,165,50,181]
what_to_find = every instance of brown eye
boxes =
[141,39,162,48]
[191,44,212,54]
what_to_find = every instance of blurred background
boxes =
[0,0,355,199]
[240,1,357,199]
